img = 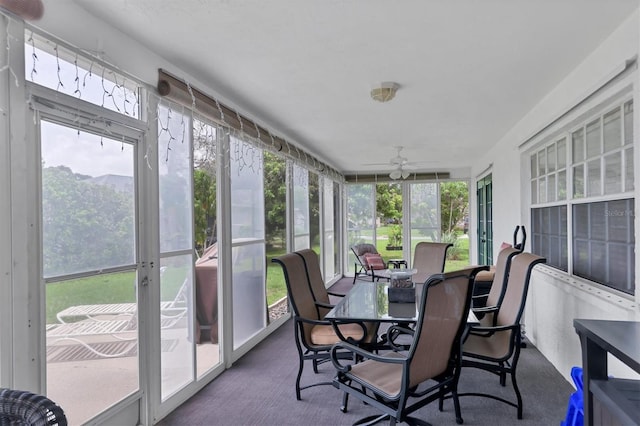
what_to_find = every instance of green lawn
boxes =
[46,235,471,323]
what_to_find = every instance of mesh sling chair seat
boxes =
[0,388,67,426]
[331,268,481,426]
[461,252,546,419]
[272,253,379,400]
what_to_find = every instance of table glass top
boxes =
[325,281,421,323]
[325,280,479,325]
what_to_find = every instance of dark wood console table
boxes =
[573,319,640,426]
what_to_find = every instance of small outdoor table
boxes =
[388,259,407,269]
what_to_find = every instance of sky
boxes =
[31,43,137,177]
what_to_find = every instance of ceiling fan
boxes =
[363,146,416,180]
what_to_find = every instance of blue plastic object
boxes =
[561,366,583,426]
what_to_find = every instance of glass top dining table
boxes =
[324,280,479,324]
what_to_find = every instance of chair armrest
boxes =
[330,341,408,373]
[386,324,414,351]
[329,320,371,345]
[467,323,519,337]
[315,301,335,310]
[472,292,490,299]
[472,305,498,314]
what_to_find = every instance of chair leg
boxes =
[341,390,349,413]
[499,362,506,386]
[511,367,523,419]
[451,390,464,425]
[294,336,305,400]
[295,357,303,400]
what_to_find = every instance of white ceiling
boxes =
[72,0,638,177]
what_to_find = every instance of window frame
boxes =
[528,91,635,296]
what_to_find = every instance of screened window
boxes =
[573,199,634,294]
[25,33,140,119]
[529,98,635,295]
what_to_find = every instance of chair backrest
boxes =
[296,249,331,307]
[495,252,546,328]
[0,388,67,426]
[484,246,520,308]
[407,269,475,388]
[411,242,453,284]
[513,225,527,251]
[272,253,319,343]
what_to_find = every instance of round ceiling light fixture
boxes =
[370,82,400,103]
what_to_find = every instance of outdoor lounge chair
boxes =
[272,252,379,400]
[461,252,546,419]
[351,243,389,283]
[331,269,477,425]
[49,273,190,359]
[411,241,453,284]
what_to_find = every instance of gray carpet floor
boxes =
[160,311,574,426]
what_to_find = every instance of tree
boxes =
[376,183,402,223]
[42,166,134,277]
[193,169,216,250]
[263,152,286,248]
[440,181,469,234]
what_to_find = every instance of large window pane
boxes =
[293,164,310,250]
[192,118,220,377]
[347,184,374,275]
[230,137,266,348]
[263,152,288,322]
[410,183,439,255]
[41,123,135,278]
[159,106,193,253]
[158,106,196,399]
[160,255,194,397]
[377,182,403,256]
[42,122,138,424]
[323,179,336,280]
[309,172,320,252]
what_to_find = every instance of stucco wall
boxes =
[471,11,640,382]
